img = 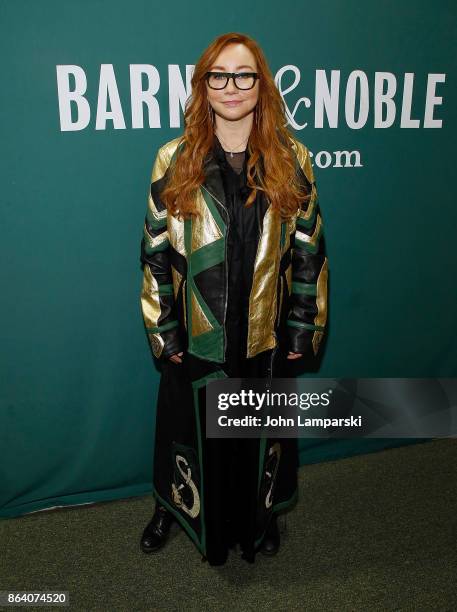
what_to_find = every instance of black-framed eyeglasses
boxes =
[205,71,260,90]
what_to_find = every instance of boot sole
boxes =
[259,546,279,556]
[140,541,168,554]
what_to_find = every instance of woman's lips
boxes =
[223,100,242,107]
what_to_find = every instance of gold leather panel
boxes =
[151,136,185,183]
[147,191,167,223]
[191,190,223,252]
[289,137,315,185]
[191,287,213,336]
[312,331,324,356]
[171,265,182,300]
[247,205,282,357]
[285,262,292,296]
[140,264,161,329]
[315,256,328,328]
[168,212,186,256]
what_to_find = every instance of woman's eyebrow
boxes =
[209,65,255,71]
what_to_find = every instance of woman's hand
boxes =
[169,351,184,364]
[287,351,303,360]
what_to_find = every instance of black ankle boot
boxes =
[259,514,280,556]
[140,504,175,553]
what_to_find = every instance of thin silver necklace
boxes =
[215,132,249,158]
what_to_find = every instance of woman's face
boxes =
[206,43,260,123]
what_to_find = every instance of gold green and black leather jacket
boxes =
[139,134,328,364]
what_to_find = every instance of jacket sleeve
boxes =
[139,147,183,361]
[286,145,329,359]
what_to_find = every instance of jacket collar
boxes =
[201,136,228,214]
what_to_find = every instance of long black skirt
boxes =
[152,318,299,566]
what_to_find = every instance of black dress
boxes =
[202,137,278,565]
[218,139,270,378]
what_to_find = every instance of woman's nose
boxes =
[226,77,238,93]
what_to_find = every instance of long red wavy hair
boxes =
[161,32,310,220]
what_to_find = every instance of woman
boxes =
[138,32,328,566]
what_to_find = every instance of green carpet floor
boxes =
[1,439,456,611]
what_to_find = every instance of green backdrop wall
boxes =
[1,0,456,517]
